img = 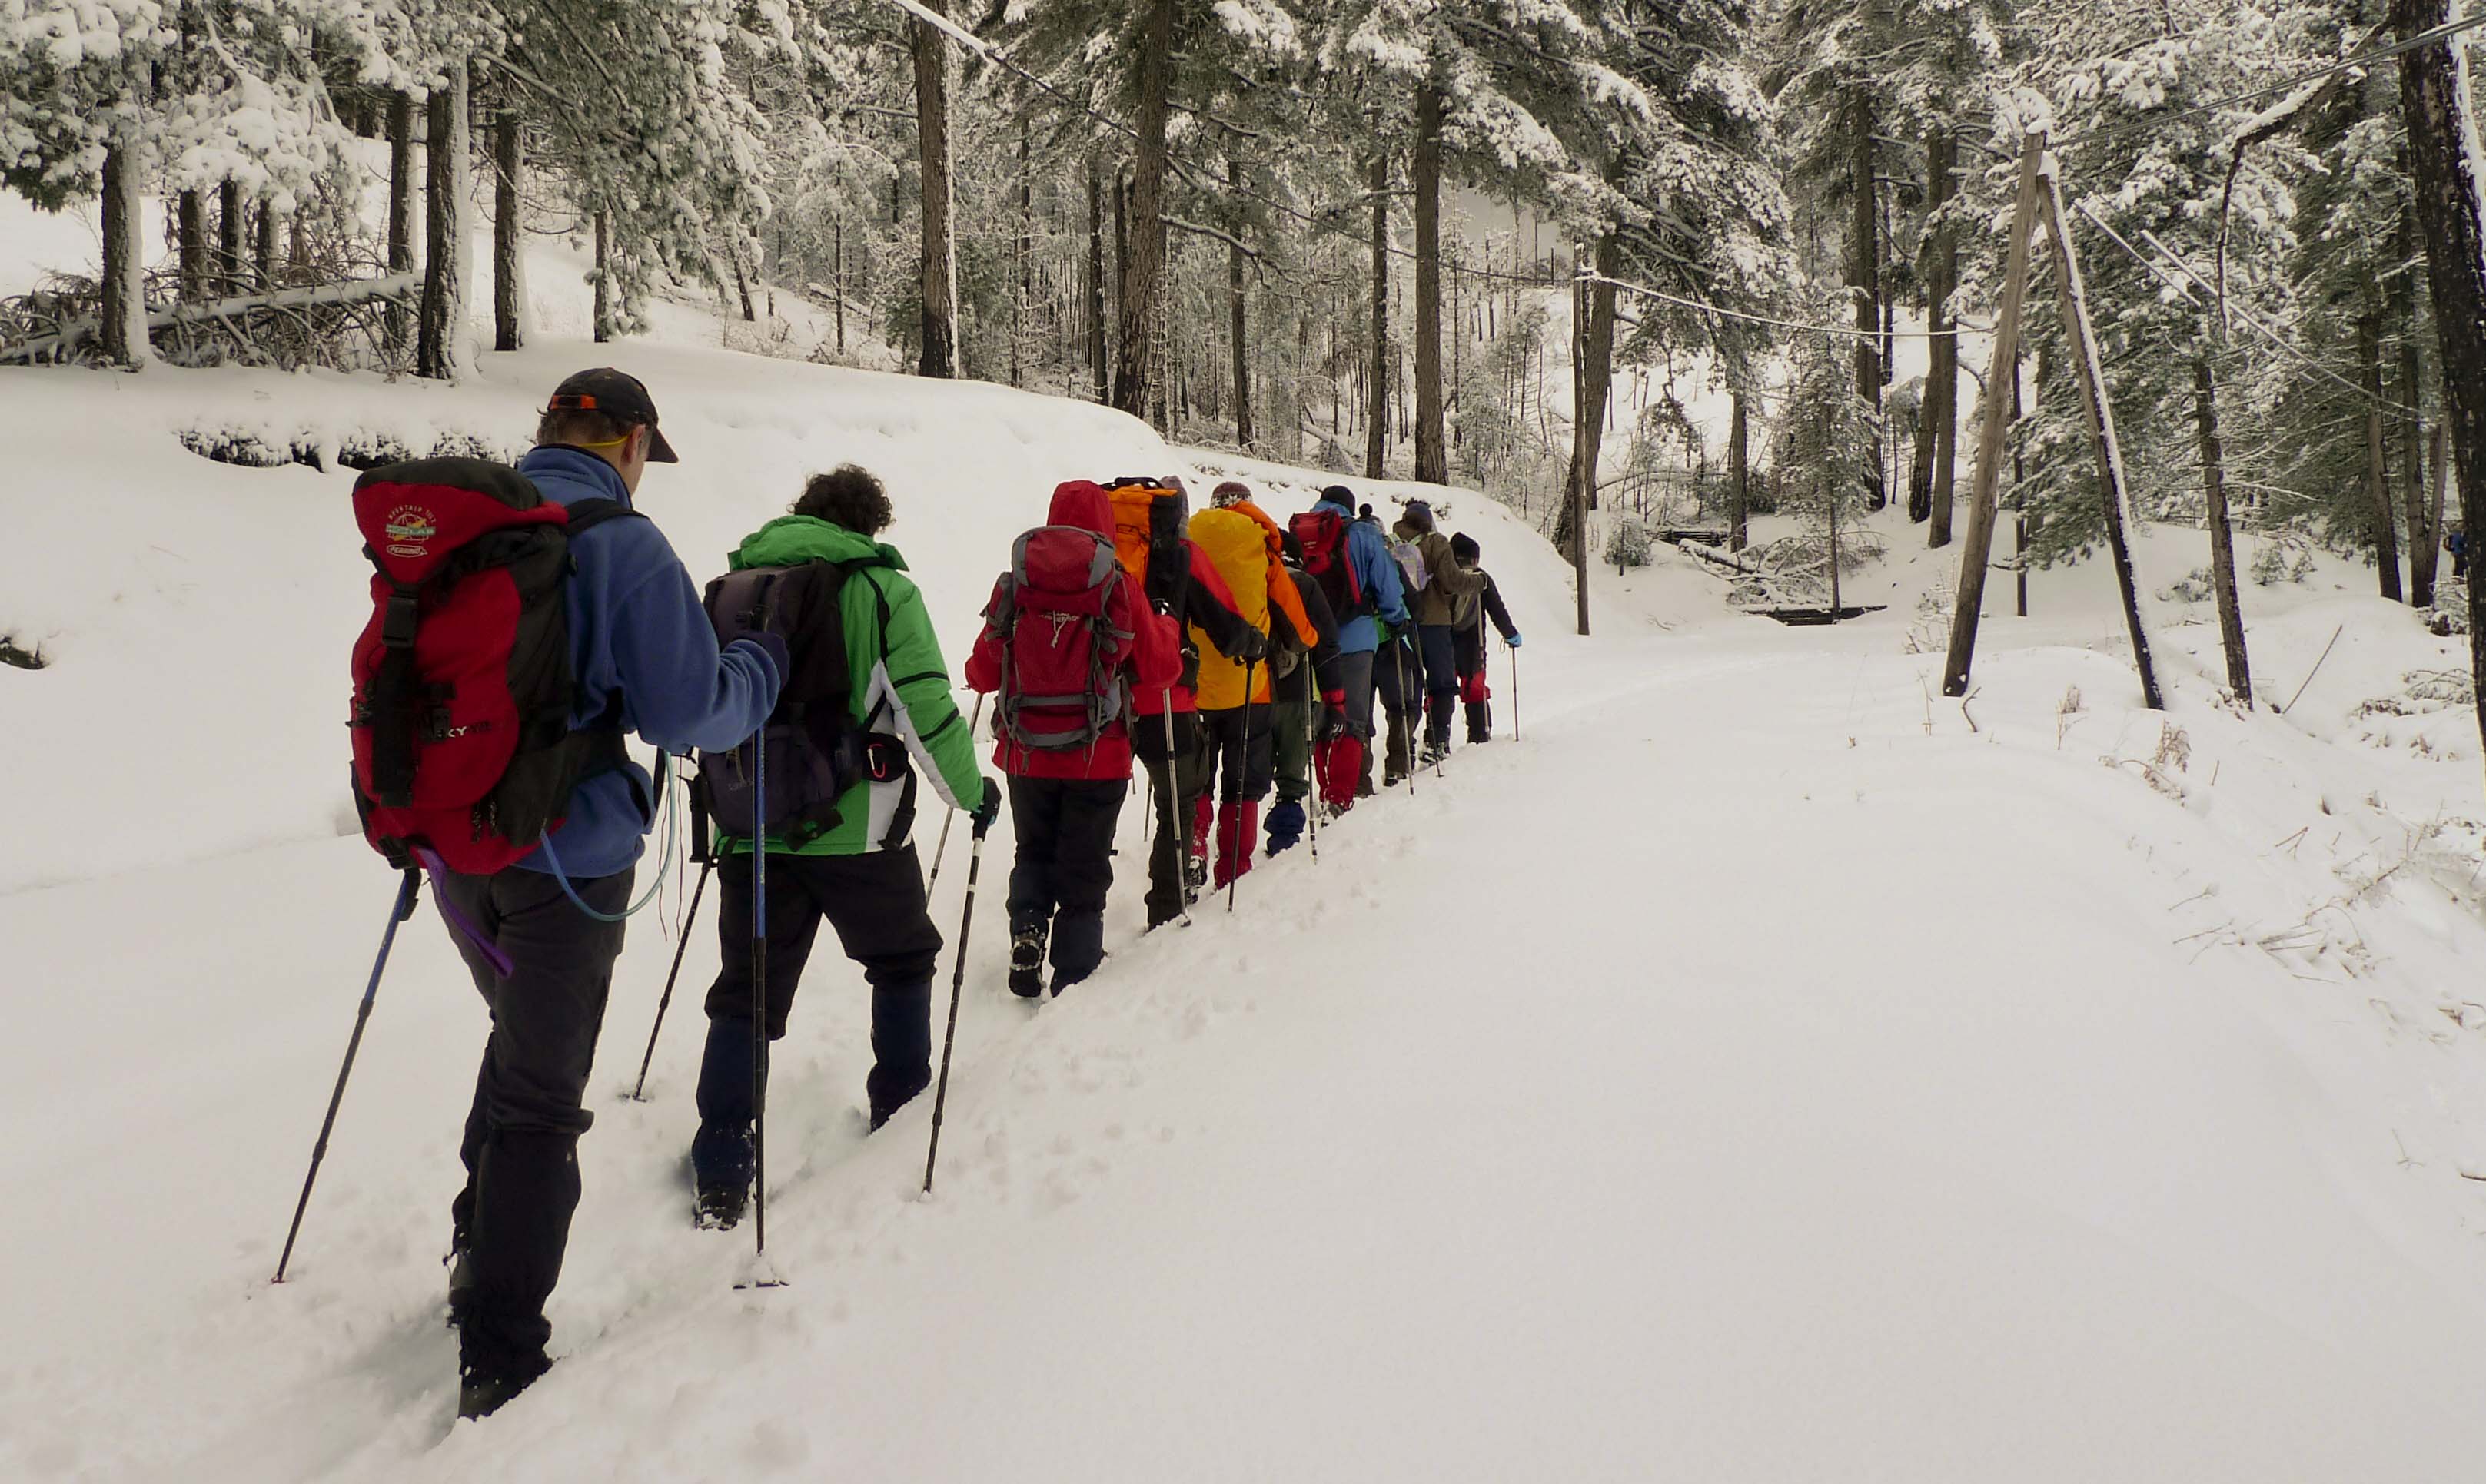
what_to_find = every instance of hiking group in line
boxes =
[319,367,1521,1419]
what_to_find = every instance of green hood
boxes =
[728,514,908,572]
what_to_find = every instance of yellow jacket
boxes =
[1187,502,1314,708]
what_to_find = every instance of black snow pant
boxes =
[1200,702,1277,804]
[1006,775,1128,985]
[1417,623,1460,752]
[1132,709,1208,928]
[440,864,632,1383]
[700,845,944,1133]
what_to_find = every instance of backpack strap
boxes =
[562,497,647,538]
[560,500,644,779]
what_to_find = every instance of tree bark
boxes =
[2040,173,2163,710]
[1112,0,1174,413]
[912,0,959,379]
[1088,164,1108,403]
[254,201,278,291]
[218,180,244,299]
[2195,356,2252,701]
[1730,389,1750,551]
[2398,228,2437,606]
[835,217,847,354]
[1013,111,1032,387]
[178,191,207,304]
[385,90,415,357]
[416,65,470,382]
[1228,154,1253,449]
[2389,0,2486,775]
[1557,235,1618,577]
[1413,81,1447,484]
[2361,310,2405,600]
[1926,125,1958,547]
[593,210,613,344]
[1849,88,1886,510]
[101,143,146,367]
[1366,148,1390,479]
[1944,135,2045,699]
[492,102,523,353]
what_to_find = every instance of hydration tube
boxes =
[536,749,685,923]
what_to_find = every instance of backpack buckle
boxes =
[381,589,420,649]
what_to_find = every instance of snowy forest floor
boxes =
[11,303,2486,1474]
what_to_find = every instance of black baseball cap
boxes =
[546,367,679,463]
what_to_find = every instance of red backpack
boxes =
[347,457,640,873]
[1289,509,1368,621]
[987,525,1134,751]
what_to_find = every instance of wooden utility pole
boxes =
[1943,135,2045,698]
[2039,161,2163,710]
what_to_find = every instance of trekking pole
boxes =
[626,785,713,1101]
[1230,653,1259,914]
[1304,665,1320,863]
[922,808,994,1196]
[1510,638,1521,742]
[273,868,420,1283]
[1392,634,1417,795]
[740,722,785,1289]
[925,692,987,895]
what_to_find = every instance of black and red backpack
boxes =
[987,525,1135,752]
[347,457,640,873]
[1289,508,1369,622]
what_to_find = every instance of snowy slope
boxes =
[12,201,2486,1478]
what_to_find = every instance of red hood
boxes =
[1048,480,1114,536]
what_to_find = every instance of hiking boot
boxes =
[693,1178,748,1230]
[1181,854,1208,901]
[458,1355,553,1421]
[1009,918,1049,999]
[1417,743,1447,769]
[1382,768,1404,788]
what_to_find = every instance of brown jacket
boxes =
[1392,519,1483,627]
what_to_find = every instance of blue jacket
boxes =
[1312,494,1410,653]
[512,447,780,879]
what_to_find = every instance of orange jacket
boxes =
[1186,500,1315,709]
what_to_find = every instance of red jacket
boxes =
[966,480,1182,780]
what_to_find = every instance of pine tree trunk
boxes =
[416,65,470,382]
[2015,354,2029,617]
[733,256,756,324]
[2039,175,2162,709]
[1730,389,1750,551]
[492,102,523,354]
[2386,0,2486,765]
[1849,88,1885,510]
[101,142,146,367]
[1366,148,1390,480]
[1013,113,1032,387]
[178,191,206,304]
[1227,153,1253,449]
[835,217,847,354]
[216,180,243,299]
[1556,236,1617,572]
[2361,310,2405,600]
[1413,81,1447,484]
[254,201,278,291]
[1926,125,1958,547]
[593,211,613,344]
[385,90,415,357]
[2195,356,2252,700]
[912,0,959,380]
[1088,164,1107,402]
[1112,0,1173,413]
[2399,230,2438,606]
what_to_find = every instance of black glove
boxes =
[1233,626,1269,663]
[970,775,1002,837]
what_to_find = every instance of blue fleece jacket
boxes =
[511,447,780,879]
[1312,494,1411,654]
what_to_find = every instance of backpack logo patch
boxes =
[383,504,439,559]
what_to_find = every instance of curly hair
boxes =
[792,463,894,535]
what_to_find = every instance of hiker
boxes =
[1104,476,1255,927]
[2450,526,2468,581]
[1188,480,1315,888]
[358,368,785,1419]
[690,465,997,1230]
[1447,532,1521,743]
[1267,537,1340,855]
[1392,499,1484,766]
[1289,485,1408,815]
[965,481,1180,996]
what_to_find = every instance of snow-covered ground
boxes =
[11,191,2486,1479]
